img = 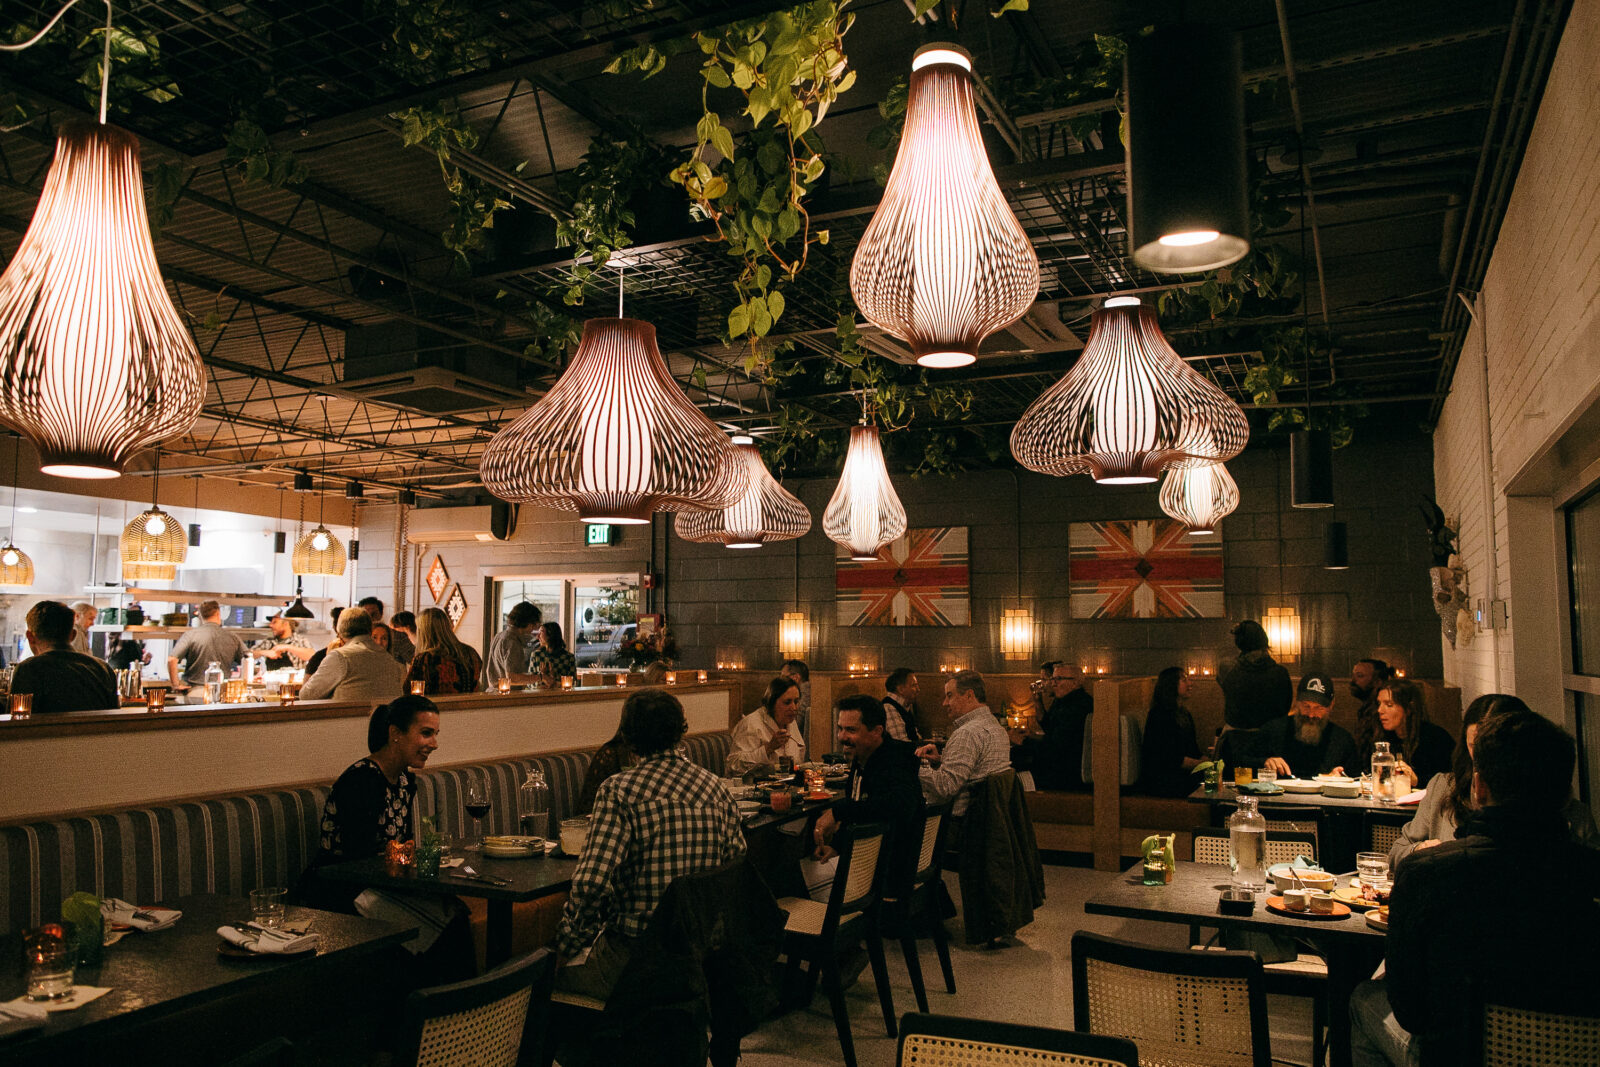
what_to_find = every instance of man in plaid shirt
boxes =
[555,687,747,999]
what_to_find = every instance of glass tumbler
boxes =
[24,925,74,1000]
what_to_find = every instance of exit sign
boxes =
[585,523,616,546]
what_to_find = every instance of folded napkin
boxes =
[217,925,319,954]
[1,986,112,1017]
[102,898,182,931]
[0,997,46,1034]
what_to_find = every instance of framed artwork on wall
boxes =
[426,555,450,602]
[442,583,468,629]
[1068,519,1223,619]
[836,526,970,627]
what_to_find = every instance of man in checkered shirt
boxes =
[555,687,747,999]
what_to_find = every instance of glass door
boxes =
[489,573,640,668]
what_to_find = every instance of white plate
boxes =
[1278,779,1323,793]
[1315,775,1356,784]
[481,845,538,859]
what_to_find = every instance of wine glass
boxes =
[464,783,490,851]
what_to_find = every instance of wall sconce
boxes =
[1000,608,1034,661]
[1263,607,1302,664]
[779,611,809,659]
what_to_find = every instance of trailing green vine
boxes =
[552,128,679,304]
[395,103,513,260]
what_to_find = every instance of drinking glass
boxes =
[23,926,74,1001]
[249,887,287,928]
[1233,764,1254,786]
[1356,851,1391,890]
[9,692,33,719]
[410,680,426,696]
[1257,767,1277,787]
[465,783,490,850]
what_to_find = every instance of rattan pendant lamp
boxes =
[1010,296,1249,483]
[0,440,34,587]
[1159,461,1240,534]
[120,450,184,580]
[675,437,811,548]
[481,272,746,523]
[850,44,1039,368]
[292,476,346,578]
[823,412,906,561]
[0,6,203,478]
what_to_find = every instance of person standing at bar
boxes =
[483,601,541,690]
[1219,619,1292,729]
[69,602,97,657]
[404,607,483,695]
[883,667,923,742]
[167,600,245,698]
[11,600,118,713]
[301,608,405,702]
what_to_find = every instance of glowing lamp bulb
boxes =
[312,531,330,551]
[2,549,18,566]
[144,515,167,536]
[1159,230,1222,247]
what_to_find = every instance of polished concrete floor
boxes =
[739,863,1319,1067]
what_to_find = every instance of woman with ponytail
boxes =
[315,695,440,868]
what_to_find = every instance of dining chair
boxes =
[1071,930,1271,1067]
[777,820,897,1067]
[1190,826,1329,1067]
[897,1011,1139,1067]
[396,946,555,1067]
[1480,1000,1600,1065]
[1362,811,1410,856]
[880,802,956,1013]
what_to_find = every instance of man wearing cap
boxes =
[250,613,315,669]
[1256,672,1359,780]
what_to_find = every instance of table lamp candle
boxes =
[665,671,677,685]
[9,692,32,719]
[146,688,166,712]
[560,676,573,689]
[615,674,627,687]
[697,670,708,683]
[410,680,426,696]
[497,677,511,694]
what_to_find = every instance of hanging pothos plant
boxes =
[609,1,856,379]
[552,128,679,305]
[394,102,514,261]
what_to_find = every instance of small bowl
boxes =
[1281,888,1309,911]
[1321,781,1362,798]
[1308,891,1336,914]
[1269,865,1335,893]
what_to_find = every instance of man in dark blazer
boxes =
[812,694,925,889]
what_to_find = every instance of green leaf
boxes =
[728,304,750,337]
[755,264,772,290]
[767,289,785,321]
[992,0,1030,15]
[750,213,773,241]
[711,124,736,161]
[696,112,718,144]
[914,0,941,17]
[776,206,800,240]
[692,366,709,390]
[704,64,732,89]
[750,297,773,337]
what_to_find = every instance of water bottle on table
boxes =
[1372,741,1397,804]
[518,768,551,841]
[1227,795,1266,889]
[203,661,225,704]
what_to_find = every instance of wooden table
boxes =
[1186,784,1415,870]
[315,851,578,967]
[1084,860,1386,1067]
[0,895,414,1066]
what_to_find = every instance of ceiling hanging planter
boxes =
[850,44,1039,369]
[0,122,203,478]
[823,423,907,561]
[1159,462,1240,534]
[1125,25,1250,274]
[481,317,747,523]
[1010,296,1249,483]
[675,439,811,548]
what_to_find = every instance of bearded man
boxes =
[1258,673,1360,780]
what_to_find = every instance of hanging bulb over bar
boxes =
[120,505,185,579]
[292,524,346,577]
[1010,296,1249,484]
[0,123,202,477]
[481,318,747,523]
[1159,462,1240,534]
[850,44,1039,369]
[675,442,811,548]
[823,424,907,561]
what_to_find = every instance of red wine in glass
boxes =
[465,800,490,820]
[465,785,490,849]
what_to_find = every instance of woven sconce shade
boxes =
[675,443,811,548]
[293,524,346,578]
[778,611,809,659]
[1010,296,1248,484]
[120,506,186,580]
[481,318,747,524]
[0,123,202,478]
[850,45,1039,369]
[1159,462,1240,534]
[0,541,34,586]
[823,424,907,561]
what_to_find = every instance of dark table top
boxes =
[1187,784,1415,814]
[316,850,579,903]
[741,793,834,833]
[0,895,413,1045]
[1084,862,1386,944]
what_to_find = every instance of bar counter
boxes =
[0,683,736,822]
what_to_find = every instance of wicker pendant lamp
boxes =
[850,44,1039,369]
[823,423,907,561]
[481,317,746,523]
[120,451,185,580]
[0,120,203,478]
[1159,461,1239,534]
[1010,296,1249,484]
[0,443,33,587]
[675,439,811,548]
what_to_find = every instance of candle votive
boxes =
[410,680,426,696]
[697,670,708,683]
[615,674,627,688]
[497,677,512,694]
[8,692,32,719]
[559,676,573,689]
[665,671,677,685]
[146,687,167,712]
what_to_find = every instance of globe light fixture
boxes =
[850,44,1039,369]
[675,441,811,548]
[481,317,747,523]
[823,424,907,561]
[121,505,185,580]
[1159,462,1240,534]
[1010,296,1249,484]
[0,122,203,477]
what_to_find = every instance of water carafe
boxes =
[203,661,225,704]
[518,768,552,841]
[1372,740,1398,804]
[1227,795,1267,889]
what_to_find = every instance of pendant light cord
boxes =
[0,0,85,52]
[617,262,625,318]
[7,437,19,542]
[0,1,114,124]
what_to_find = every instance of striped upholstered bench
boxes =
[0,732,731,939]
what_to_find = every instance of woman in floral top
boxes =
[404,607,484,695]
[531,622,577,686]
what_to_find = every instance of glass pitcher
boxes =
[1372,741,1398,804]
[1227,795,1267,889]
[518,768,552,841]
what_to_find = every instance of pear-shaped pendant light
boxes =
[823,424,907,561]
[481,317,746,523]
[850,44,1039,368]
[0,120,203,478]
[1010,296,1249,483]
[1159,461,1240,534]
[120,451,185,580]
[675,438,811,548]
[0,441,33,587]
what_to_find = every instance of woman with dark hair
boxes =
[1140,667,1203,797]
[727,675,805,773]
[405,607,483,694]
[1368,678,1455,786]
[1390,693,1599,866]
[531,621,576,686]
[1218,619,1293,729]
[315,695,440,867]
